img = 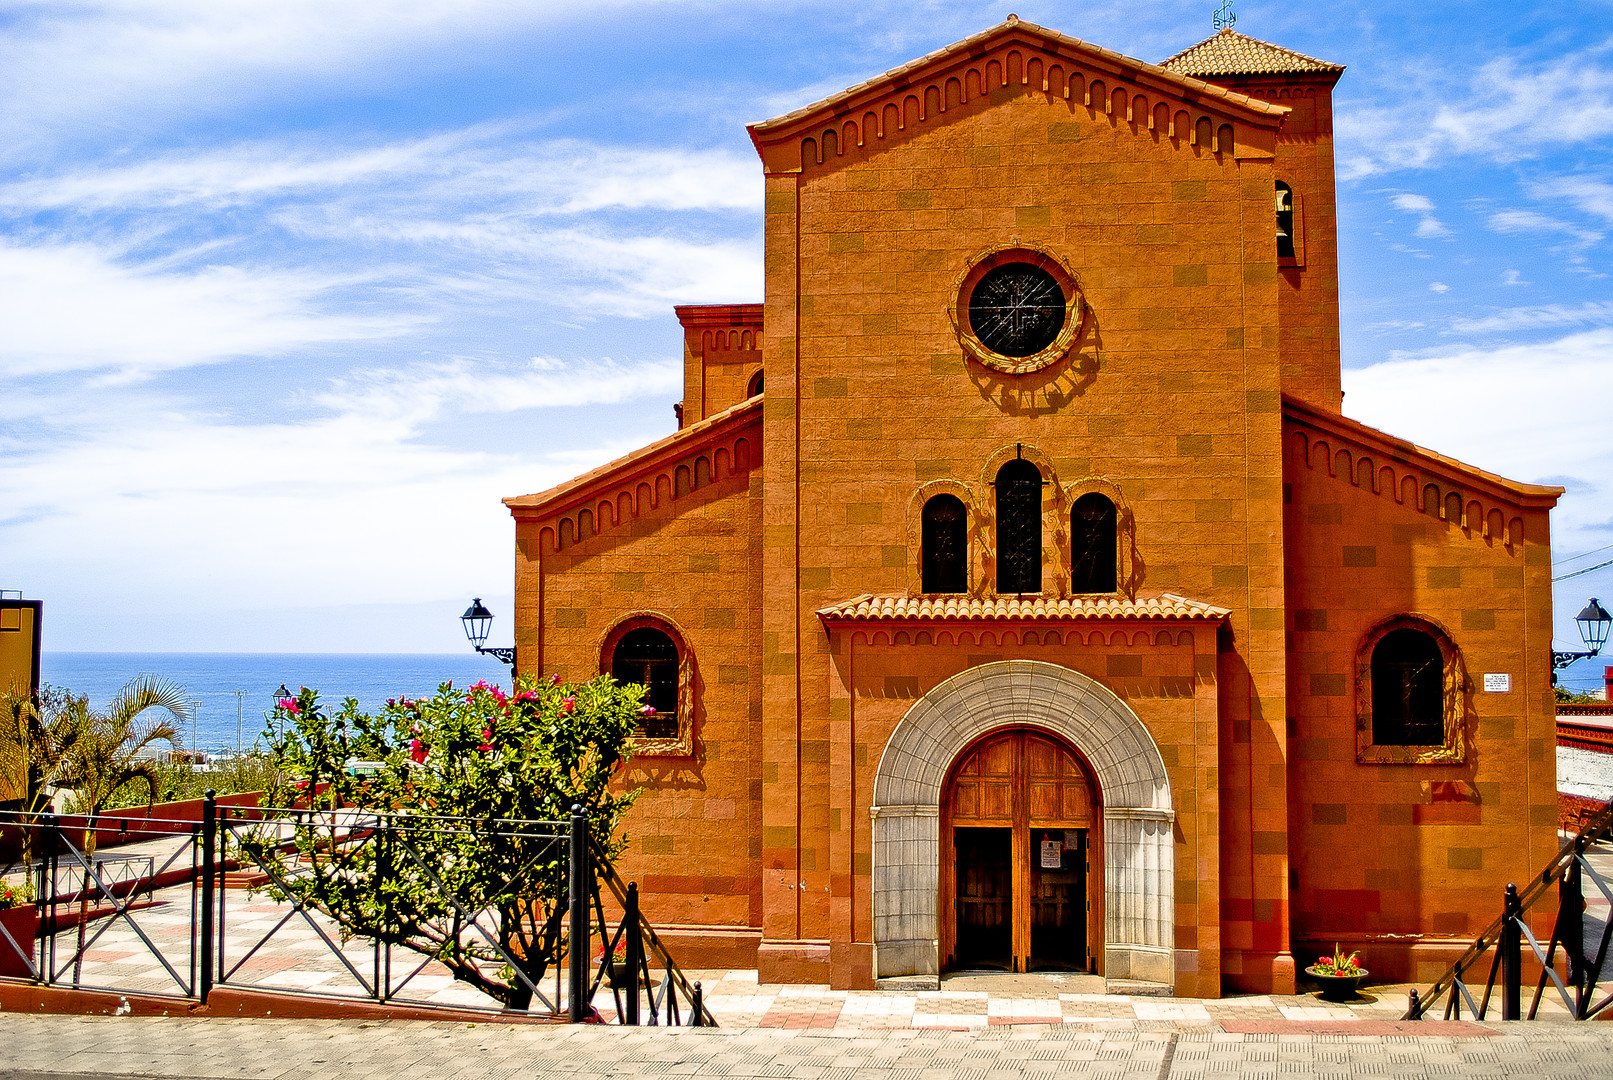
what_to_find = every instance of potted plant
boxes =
[1305,943,1368,1001]
[599,939,638,989]
[0,879,38,980]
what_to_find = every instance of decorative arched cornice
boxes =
[1282,395,1560,557]
[505,396,762,555]
[748,18,1284,176]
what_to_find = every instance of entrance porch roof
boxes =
[816,593,1229,628]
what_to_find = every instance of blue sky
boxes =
[1,1,1609,688]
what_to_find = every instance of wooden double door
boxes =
[940,728,1101,973]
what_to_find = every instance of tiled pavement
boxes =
[3,1012,1613,1080]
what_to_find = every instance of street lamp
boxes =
[1553,597,1612,684]
[275,684,292,740]
[462,597,518,678]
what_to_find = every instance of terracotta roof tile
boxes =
[816,593,1230,622]
[1161,28,1342,77]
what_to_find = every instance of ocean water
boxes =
[39,653,511,756]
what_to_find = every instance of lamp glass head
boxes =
[462,597,494,648]
[1576,598,1611,653]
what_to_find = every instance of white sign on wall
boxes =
[1483,673,1511,693]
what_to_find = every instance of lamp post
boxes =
[1552,598,1613,685]
[462,598,518,681]
[275,684,291,741]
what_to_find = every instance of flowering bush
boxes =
[257,673,643,1010]
[1310,943,1363,977]
[0,879,28,911]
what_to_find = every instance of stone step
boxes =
[1106,979,1174,997]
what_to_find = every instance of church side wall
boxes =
[513,458,765,963]
[1282,422,1559,983]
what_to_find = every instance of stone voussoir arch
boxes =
[870,659,1175,986]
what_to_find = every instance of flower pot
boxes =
[1305,966,1368,1002]
[0,906,39,980]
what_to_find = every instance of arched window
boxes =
[1275,181,1296,260]
[922,494,968,594]
[1369,628,1443,746]
[611,626,680,740]
[995,459,1042,594]
[1070,493,1117,594]
[747,369,764,398]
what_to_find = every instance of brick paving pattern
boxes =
[3,1013,1613,1080]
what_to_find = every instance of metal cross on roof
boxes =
[1213,1,1236,31]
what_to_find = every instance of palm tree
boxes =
[56,676,191,981]
[0,684,91,884]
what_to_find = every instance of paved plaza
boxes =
[3,1011,1613,1080]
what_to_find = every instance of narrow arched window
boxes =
[1370,628,1443,746]
[922,494,967,594]
[747,369,764,397]
[995,459,1042,594]
[1070,493,1117,594]
[611,627,679,740]
[1275,181,1295,260]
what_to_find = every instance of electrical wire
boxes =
[1555,542,1613,567]
[1554,557,1613,583]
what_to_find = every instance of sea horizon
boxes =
[40,651,513,757]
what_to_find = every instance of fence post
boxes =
[1501,881,1521,1021]
[691,980,704,1027]
[39,812,57,981]
[1563,848,1585,1014]
[1406,988,1419,1020]
[569,805,588,1022]
[624,882,641,1025]
[200,790,216,1005]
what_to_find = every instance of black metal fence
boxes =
[0,798,714,1026]
[1406,800,1613,1021]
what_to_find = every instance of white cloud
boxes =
[0,353,677,648]
[1390,193,1451,238]
[1342,328,1613,528]
[1448,301,1613,335]
[0,1,698,160]
[0,135,763,217]
[1502,269,1528,286]
[1338,43,1613,177]
[0,240,418,378]
[1428,282,1450,293]
[1487,208,1603,244]
[1547,176,1613,226]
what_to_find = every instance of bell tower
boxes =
[1162,28,1346,412]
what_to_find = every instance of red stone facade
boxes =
[504,19,1563,996]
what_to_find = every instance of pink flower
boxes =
[409,739,427,764]
[550,673,561,686]
[561,696,576,714]
[277,698,301,716]
[639,705,657,716]
[478,741,495,754]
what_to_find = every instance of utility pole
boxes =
[235,689,244,755]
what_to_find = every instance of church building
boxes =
[503,18,1563,996]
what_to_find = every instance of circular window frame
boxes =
[949,246,1084,376]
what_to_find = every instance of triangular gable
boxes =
[504,395,761,553]
[747,15,1290,175]
[1161,28,1343,79]
[1283,395,1560,546]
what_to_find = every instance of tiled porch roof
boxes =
[816,593,1230,623]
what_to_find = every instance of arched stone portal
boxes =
[871,660,1175,986]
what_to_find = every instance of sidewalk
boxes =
[2,1012,1611,1080]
